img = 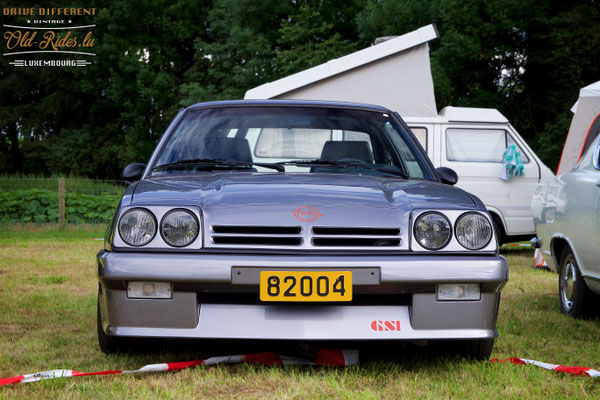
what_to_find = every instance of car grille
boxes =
[208,225,402,250]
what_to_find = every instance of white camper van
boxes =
[404,106,554,244]
[244,24,555,243]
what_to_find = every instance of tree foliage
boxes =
[1,0,599,177]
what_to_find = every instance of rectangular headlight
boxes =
[437,283,480,301]
[127,281,172,299]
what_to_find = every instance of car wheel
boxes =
[456,338,495,361]
[97,297,134,354]
[558,249,594,318]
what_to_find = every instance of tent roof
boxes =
[580,80,600,97]
[558,79,600,174]
[571,80,600,112]
[245,24,439,100]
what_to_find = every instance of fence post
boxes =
[58,178,65,229]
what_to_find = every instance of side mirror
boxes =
[436,167,458,185]
[123,163,146,181]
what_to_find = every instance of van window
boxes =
[446,129,529,163]
[409,127,427,151]
[505,134,530,163]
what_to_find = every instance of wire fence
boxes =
[0,177,129,225]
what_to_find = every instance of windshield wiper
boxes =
[278,160,409,178]
[152,158,284,172]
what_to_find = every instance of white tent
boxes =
[245,24,440,117]
[557,80,600,174]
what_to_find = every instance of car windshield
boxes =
[151,106,431,179]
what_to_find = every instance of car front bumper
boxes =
[97,251,508,340]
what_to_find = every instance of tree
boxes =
[2,0,599,177]
[356,0,600,170]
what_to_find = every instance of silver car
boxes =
[97,100,508,360]
[532,132,600,317]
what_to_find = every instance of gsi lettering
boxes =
[370,320,401,331]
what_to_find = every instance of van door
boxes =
[440,125,540,237]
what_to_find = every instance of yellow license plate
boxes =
[259,271,352,302]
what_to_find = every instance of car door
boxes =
[439,125,540,236]
[565,134,600,279]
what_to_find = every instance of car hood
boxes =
[131,173,476,209]
[130,172,476,223]
[125,173,480,247]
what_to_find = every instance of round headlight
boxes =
[160,209,199,247]
[414,212,451,250]
[118,208,156,246]
[455,212,492,250]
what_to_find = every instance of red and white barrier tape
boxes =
[0,349,358,387]
[492,357,600,377]
[3,352,598,386]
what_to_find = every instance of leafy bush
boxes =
[0,189,120,223]
[0,175,127,195]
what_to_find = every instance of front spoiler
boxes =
[108,304,497,340]
[98,251,507,340]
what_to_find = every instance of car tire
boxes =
[558,248,594,318]
[97,297,134,354]
[456,338,495,361]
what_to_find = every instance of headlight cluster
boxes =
[118,208,199,247]
[118,209,156,247]
[414,213,451,250]
[414,211,492,250]
[455,213,492,250]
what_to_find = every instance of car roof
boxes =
[185,99,393,113]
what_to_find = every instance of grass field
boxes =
[0,225,599,399]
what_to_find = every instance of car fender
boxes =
[549,233,586,275]
[485,205,506,232]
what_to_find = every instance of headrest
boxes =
[319,141,374,163]
[199,137,253,163]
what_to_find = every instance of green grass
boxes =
[0,227,599,399]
